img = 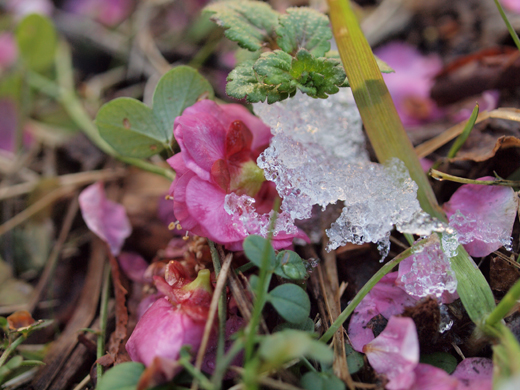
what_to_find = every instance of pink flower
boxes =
[364,316,419,390]
[503,0,520,14]
[126,269,213,381]
[79,182,132,255]
[443,177,519,257]
[6,0,53,17]
[374,42,444,127]
[168,100,308,250]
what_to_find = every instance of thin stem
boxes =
[0,336,26,368]
[486,278,520,327]
[178,354,214,390]
[429,169,520,187]
[320,244,416,343]
[211,339,245,386]
[493,0,520,51]
[96,262,111,381]
[446,104,479,159]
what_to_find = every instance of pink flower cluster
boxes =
[168,100,307,250]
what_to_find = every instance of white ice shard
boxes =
[253,91,444,254]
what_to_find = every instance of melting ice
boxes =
[252,91,444,255]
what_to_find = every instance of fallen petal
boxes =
[452,358,493,390]
[79,181,132,256]
[363,316,419,390]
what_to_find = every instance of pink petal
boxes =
[349,272,418,352]
[167,153,189,176]
[503,0,520,14]
[410,363,459,390]
[452,358,493,390]
[174,109,226,181]
[450,90,500,123]
[118,252,148,283]
[443,177,519,257]
[364,316,420,390]
[126,298,206,380]
[420,158,434,173]
[6,0,54,17]
[375,42,444,127]
[172,171,204,233]
[79,181,132,256]
[185,176,246,243]
[221,104,272,151]
[64,0,133,26]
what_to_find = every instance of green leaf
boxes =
[276,8,332,57]
[152,66,214,141]
[243,235,277,270]
[258,330,333,371]
[226,60,283,104]
[274,250,308,280]
[267,283,310,324]
[15,14,57,72]
[228,49,347,103]
[273,317,315,333]
[301,371,345,390]
[96,98,167,158]
[420,352,457,374]
[204,0,279,51]
[345,344,364,374]
[5,356,23,370]
[97,362,145,390]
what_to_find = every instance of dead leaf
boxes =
[448,135,520,162]
[7,310,35,330]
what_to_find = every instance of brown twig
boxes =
[27,196,80,313]
[193,253,234,386]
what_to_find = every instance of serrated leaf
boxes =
[204,0,279,51]
[420,352,458,374]
[267,283,310,324]
[274,250,308,280]
[276,8,332,57]
[96,98,167,158]
[258,329,333,372]
[243,235,277,270]
[226,60,282,103]
[152,66,214,141]
[301,371,345,390]
[15,14,57,72]
[97,362,145,390]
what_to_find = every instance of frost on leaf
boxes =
[254,91,443,255]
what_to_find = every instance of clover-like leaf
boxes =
[15,14,57,72]
[152,66,214,140]
[276,7,332,57]
[274,250,308,280]
[259,329,333,372]
[267,283,310,324]
[301,372,346,390]
[96,98,167,158]
[204,0,279,51]
[97,362,145,390]
[243,235,277,270]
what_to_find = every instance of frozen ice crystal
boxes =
[253,91,446,254]
[438,304,453,333]
[448,209,513,253]
[398,235,458,299]
[224,192,297,238]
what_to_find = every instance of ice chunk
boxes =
[397,235,458,300]
[254,91,445,254]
